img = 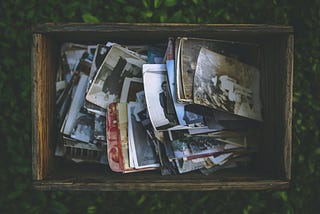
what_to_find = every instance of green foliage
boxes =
[1,0,320,213]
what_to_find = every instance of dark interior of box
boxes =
[40,29,290,183]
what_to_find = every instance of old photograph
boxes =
[143,64,178,130]
[120,77,144,103]
[86,44,146,109]
[84,44,113,116]
[128,102,159,169]
[178,37,260,101]
[193,47,263,121]
[106,102,124,172]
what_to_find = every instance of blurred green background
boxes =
[1,0,319,213]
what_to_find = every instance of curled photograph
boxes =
[193,47,263,121]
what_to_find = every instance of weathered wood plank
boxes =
[33,23,293,34]
[31,34,40,180]
[284,34,294,180]
[33,179,289,191]
[32,34,56,180]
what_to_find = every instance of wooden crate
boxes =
[32,23,293,191]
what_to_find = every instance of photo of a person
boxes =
[159,81,177,123]
[143,64,179,130]
[159,81,168,116]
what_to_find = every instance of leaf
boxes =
[164,0,177,7]
[82,13,100,23]
[136,195,146,206]
[154,0,162,8]
[142,10,153,18]
[315,147,320,155]
[87,205,96,214]
[142,0,151,8]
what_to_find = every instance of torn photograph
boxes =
[86,44,146,109]
[193,47,263,121]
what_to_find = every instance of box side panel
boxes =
[32,34,57,180]
[33,179,289,191]
[32,24,293,45]
[256,33,293,180]
[33,23,294,34]
[283,34,294,180]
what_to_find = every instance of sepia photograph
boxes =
[193,47,263,121]
[178,37,260,101]
[86,44,146,109]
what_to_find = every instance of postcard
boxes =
[193,47,263,121]
[86,44,146,109]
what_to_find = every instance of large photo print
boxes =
[193,47,263,121]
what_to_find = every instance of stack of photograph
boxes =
[54,36,263,175]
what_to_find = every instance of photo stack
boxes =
[55,37,263,175]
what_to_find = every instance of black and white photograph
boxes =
[86,44,146,109]
[70,113,94,143]
[84,44,113,116]
[128,102,160,169]
[62,73,89,135]
[143,64,178,130]
[120,77,144,103]
[193,47,263,121]
[93,114,106,143]
[86,44,112,92]
[177,37,260,101]
[174,157,207,174]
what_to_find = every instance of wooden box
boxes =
[32,23,293,191]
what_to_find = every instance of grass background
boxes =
[1,0,319,213]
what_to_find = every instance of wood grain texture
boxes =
[284,35,294,180]
[31,34,41,180]
[33,179,289,191]
[33,23,293,34]
[32,34,56,180]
